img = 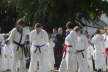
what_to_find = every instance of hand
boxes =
[5,40,10,45]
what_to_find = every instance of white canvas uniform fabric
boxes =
[7,28,29,72]
[2,44,13,71]
[0,34,4,71]
[23,26,31,35]
[91,34,106,70]
[65,30,78,72]
[76,34,90,72]
[59,54,67,72]
[103,34,108,67]
[86,44,95,71]
[47,41,55,71]
[28,29,49,72]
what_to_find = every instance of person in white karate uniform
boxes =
[0,32,5,71]
[47,37,55,71]
[64,22,78,72]
[87,44,95,72]
[91,30,106,72]
[2,41,12,71]
[28,23,49,72]
[103,27,108,71]
[76,29,90,72]
[87,32,96,72]
[7,19,28,72]
[59,21,73,72]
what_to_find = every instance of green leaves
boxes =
[0,0,108,33]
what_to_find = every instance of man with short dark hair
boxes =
[53,27,65,69]
[28,23,49,72]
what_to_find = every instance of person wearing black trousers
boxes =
[53,27,65,70]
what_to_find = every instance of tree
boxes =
[0,0,108,33]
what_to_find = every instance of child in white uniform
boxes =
[47,37,55,71]
[2,41,12,71]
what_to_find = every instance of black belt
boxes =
[76,49,85,58]
[13,41,25,50]
[34,44,45,53]
[13,41,28,57]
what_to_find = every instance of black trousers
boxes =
[0,48,1,55]
[54,45,63,69]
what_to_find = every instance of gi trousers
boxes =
[11,44,26,72]
[65,48,77,72]
[28,45,49,72]
[77,52,90,72]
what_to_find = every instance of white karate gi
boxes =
[59,30,72,72]
[91,34,106,70]
[2,44,12,71]
[65,30,78,72]
[87,44,95,71]
[47,41,55,71]
[59,55,67,72]
[28,29,49,72]
[7,28,29,72]
[76,34,90,72]
[0,34,4,71]
[23,26,31,35]
[103,34,108,65]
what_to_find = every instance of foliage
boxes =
[0,0,108,32]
